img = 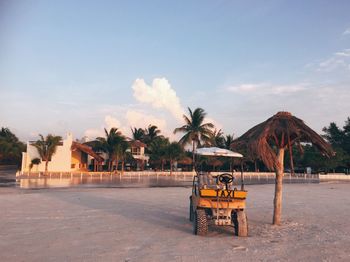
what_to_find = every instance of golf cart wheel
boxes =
[232,210,248,237]
[189,197,194,222]
[193,209,208,236]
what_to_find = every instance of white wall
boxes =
[22,133,73,172]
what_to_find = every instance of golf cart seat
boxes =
[198,173,220,189]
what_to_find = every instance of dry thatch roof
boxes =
[71,142,104,162]
[231,111,334,171]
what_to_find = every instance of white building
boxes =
[21,133,104,172]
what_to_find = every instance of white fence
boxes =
[17,171,325,188]
[319,174,350,181]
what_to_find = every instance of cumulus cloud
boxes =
[227,83,308,95]
[84,115,126,140]
[104,115,122,130]
[84,111,175,140]
[132,78,185,121]
[125,110,176,139]
[84,128,104,140]
[84,77,223,141]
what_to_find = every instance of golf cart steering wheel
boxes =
[217,173,234,189]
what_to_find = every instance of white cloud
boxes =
[104,115,122,130]
[84,77,224,142]
[205,117,223,131]
[132,78,185,121]
[227,83,308,95]
[84,111,175,140]
[221,80,350,136]
[343,28,350,35]
[125,110,170,137]
[335,49,350,57]
[84,115,126,140]
[316,49,350,72]
[84,128,104,140]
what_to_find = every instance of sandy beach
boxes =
[0,183,349,261]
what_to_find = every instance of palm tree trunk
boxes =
[273,148,285,225]
[288,144,295,176]
[121,159,124,175]
[170,160,173,175]
[115,156,119,172]
[287,131,294,176]
[45,160,49,173]
[192,140,195,171]
[161,159,164,171]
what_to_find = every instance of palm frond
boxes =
[232,112,334,170]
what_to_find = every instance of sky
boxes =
[1,0,350,142]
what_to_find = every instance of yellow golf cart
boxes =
[189,147,248,236]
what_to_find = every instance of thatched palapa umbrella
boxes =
[232,111,333,225]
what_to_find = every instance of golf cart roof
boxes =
[194,147,243,158]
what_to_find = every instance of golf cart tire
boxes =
[189,197,194,222]
[193,209,208,236]
[233,210,248,237]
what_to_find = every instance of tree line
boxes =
[1,110,349,173]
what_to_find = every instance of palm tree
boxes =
[29,158,41,173]
[32,134,62,173]
[224,134,234,149]
[232,112,333,225]
[96,128,126,172]
[148,136,170,171]
[208,129,225,148]
[164,142,184,175]
[131,127,145,141]
[144,125,162,146]
[174,107,214,168]
[112,136,129,173]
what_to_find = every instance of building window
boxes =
[131,147,141,155]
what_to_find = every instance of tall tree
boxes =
[112,135,129,173]
[208,129,225,148]
[148,136,170,171]
[0,127,25,166]
[232,112,333,225]
[164,142,184,175]
[144,125,162,146]
[322,117,350,171]
[322,122,344,148]
[32,134,62,172]
[224,134,234,150]
[94,128,120,171]
[131,127,145,142]
[174,107,214,168]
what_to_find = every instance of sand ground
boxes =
[0,183,350,262]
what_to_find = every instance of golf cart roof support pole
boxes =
[241,160,244,190]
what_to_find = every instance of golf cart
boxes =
[189,147,248,236]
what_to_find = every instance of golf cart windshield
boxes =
[194,147,245,190]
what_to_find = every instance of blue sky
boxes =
[1,0,350,141]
